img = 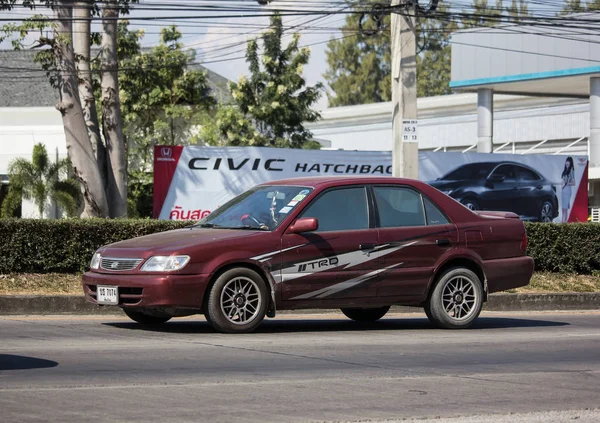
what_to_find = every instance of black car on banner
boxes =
[428,161,559,222]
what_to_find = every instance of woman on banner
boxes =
[561,157,576,223]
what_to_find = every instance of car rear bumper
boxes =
[82,272,208,310]
[483,256,534,294]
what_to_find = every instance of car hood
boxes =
[99,227,267,258]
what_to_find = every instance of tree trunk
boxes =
[73,0,107,188]
[101,0,128,218]
[54,0,109,218]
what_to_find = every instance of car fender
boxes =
[204,251,279,314]
[427,247,488,297]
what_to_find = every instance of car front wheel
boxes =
[341,306,390,322]
[206,267,268,333]
[425,267,483,329]
[123,309,171,325]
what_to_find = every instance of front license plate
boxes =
[97,285,119,305]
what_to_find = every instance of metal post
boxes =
[590,78,600,169]
[391,0,418,178]
[477,88,493,153]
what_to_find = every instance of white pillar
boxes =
[590,78,600,169]
[477,88,493,153]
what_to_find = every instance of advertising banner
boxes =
[154,146,588,223]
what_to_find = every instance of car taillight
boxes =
[520,233,528,252]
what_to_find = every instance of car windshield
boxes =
[441,163,496,180]
[196,185,313,231]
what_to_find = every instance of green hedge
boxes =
[524,223,600,275]
[0,219,190,274]
[0,219,598,275]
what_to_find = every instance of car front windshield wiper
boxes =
[232,225,270,231]
[196,223,222,228]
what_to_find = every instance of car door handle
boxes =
[512,187,520,191]
[360,243,377,251]
[436,239,451,247]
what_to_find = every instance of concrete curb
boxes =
[0,293,598,316]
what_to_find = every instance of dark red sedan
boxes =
[82,176,533,333]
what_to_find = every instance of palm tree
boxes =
[1,143,81,218]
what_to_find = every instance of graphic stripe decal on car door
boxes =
[290,262,405,300]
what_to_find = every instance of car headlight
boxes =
[90,252,101,270]
[140,255,190,272]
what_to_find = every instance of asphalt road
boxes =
[1,311,600,423]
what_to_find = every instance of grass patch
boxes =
[1,272,600,296]
[510,272,600,294]
[0,273,83,295]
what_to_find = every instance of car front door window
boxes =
[299,187,369,232]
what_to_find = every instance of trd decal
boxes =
[290,262,404,300]
[297,257,339,272]
[278,240,417,283]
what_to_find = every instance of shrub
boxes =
[0,219,189,274]
[0,220,598,275]
[524,223,600,275]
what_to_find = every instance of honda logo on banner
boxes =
[157,147,175,162]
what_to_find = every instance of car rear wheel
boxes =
[425,267,483,329]
[123,309,171,325]
[341,306,390,322]
[206,268,268,333]
[540,200,554,222]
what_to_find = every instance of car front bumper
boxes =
[82,272,208,310]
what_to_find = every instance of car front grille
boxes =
[100,258,143,271]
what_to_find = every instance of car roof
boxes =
[260,176,421,189]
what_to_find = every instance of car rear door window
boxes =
[299,187,369,232]
[373,187,426,228]
[518,166,541,182]
[423,197,450,225]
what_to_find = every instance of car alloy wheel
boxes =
[441,276,478,321]
[220,276,262,325]
[206,267,268,333]
[425,267,483,329]
[540,201,553,222]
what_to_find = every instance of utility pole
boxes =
[391,0,418,179]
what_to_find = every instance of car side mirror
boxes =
[288,217,318,234]
[488,174,505,183]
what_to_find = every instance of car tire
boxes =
[123,309,171,325]
[540,200,554,222]
[206,267,268,333]
[460,197,479,211]
[425,267,483,329]
[340,306,390,322]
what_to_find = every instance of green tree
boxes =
[562,0,600,12]
[1,144,81,218]
[202,13,322,149]
[325,1,458,106]
[106,23,216,217]
[562,0,585,13]
[506,0,529,21]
